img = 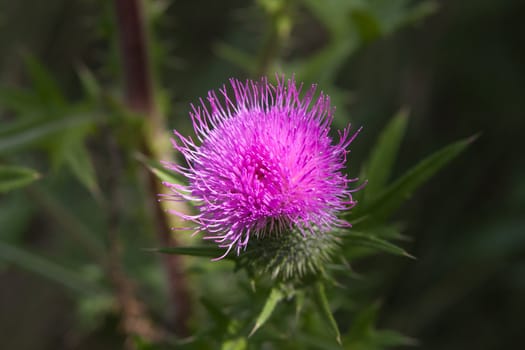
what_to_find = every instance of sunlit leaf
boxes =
[221,337,247,350]
[249,287,285,337]
[0,165,40,192]
[135,152,184,185]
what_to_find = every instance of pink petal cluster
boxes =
[164,77,361,258]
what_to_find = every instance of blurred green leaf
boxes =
[294,332,342,350]
[0,241,103,295]
[23,54,65,108]
[343,231,414,258]
[77,291,115,331]
[25,187,105,262]
[313,281,341,345]
[0,192,34,243]
[64,141,101,198]
[350,8,383,42]
[249,287,284,337]
[77,64,102,101]
[295,289,306,323]
[0,114,95,155]
[221,337,247,350]
[347,302,381,339]
[0,88,40,115]
[372,329,417,347]
[214,43,256,74]
[135,152,184,185]
[201,296,230,327]
[0,165,40,192]
[354,135,476,222]
[354,0,437,36]
[400,1,438,27]
[363,109,409,202]
[301,0,355,38]
[345,302,417,348]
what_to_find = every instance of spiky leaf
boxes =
[354,135,476,223]
[249,287,285,337]
[364,108,409,202]
[313,281,341,344]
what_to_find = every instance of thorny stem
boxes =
[114,0,191,338]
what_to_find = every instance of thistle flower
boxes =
[164,77,361,262]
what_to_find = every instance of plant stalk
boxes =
[114,0,191,336]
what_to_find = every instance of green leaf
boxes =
[77,64,102,101]
[372,329,418,347]
[295,289,305,324]
[64,141,101,198]
[0,114,95,155]
[221,337,247,350]
[354,135,477,222]
[153,246,230,259]
[214,43,256,74]
[200,297,230,327]
[0,88,40,115]
[363,108,409,202]
[23,54,65,108]
[135,152,183,185]
[401,1,439,27]
[343,231,414,258]
[28,187,105,262]
[346,302,418,347]
[0,165,40,192]
[249,287,285,337]
[313,281,341,345]
[0,241,102,294]
[350,8,383,42]
[347,301,381,339]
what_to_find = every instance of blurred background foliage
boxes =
[0,0,524,349]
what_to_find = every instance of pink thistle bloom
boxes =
[164,77,361,258]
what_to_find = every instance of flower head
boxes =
[164,77,361,258]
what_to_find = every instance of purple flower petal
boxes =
[164,76,361,257]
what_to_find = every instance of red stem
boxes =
[114,0,191,336]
